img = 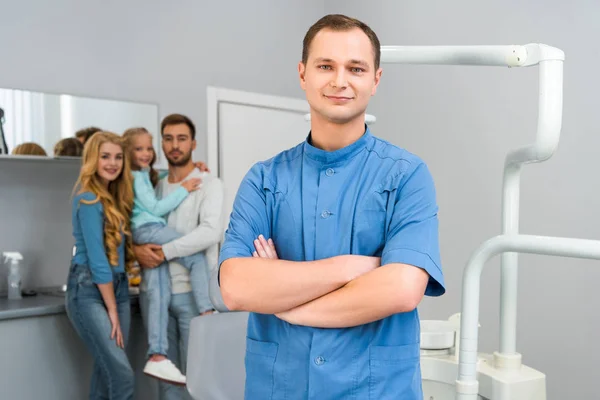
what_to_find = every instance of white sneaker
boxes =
[143,359,187,386]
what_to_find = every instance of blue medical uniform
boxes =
[219,127,445,400]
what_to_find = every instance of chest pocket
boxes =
[353,173,402,257]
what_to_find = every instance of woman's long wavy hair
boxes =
[122,127,159,187]
[74,131,135,272]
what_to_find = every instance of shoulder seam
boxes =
[258,146,303,168]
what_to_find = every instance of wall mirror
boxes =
[0,87,159,162]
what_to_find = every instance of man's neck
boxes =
[309,112,366,151]
[168,162,196,183]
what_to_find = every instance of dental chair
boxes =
[186,311,247,399]
[185,270,247,400]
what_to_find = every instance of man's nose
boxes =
[331,69,348,88]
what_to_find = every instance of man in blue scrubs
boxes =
[218,14,446,399]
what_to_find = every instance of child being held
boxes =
[123,127,212,385]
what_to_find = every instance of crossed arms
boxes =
[218,162,443,329]
[219,236,429,329]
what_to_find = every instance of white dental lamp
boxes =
[379,44,587,400]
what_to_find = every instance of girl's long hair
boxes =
[122,127,159,187]
[74,131,135,272]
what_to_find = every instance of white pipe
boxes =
[380,43,565,384]
[381,45,528,67]
[455,234,600,399]
[499,165,521,356]
[499,58,564,356]
[380,44,564,67]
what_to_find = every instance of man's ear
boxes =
[192,139,197,151]
[298,62,307,91]
[371,67,383,96]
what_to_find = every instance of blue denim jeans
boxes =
[65,263,134,400]
[139,290,199,400]
[133,222,211,357]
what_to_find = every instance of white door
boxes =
[206,87,311,239]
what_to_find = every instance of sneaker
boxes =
[143,359,187,386]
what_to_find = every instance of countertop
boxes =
[0,288,141,322]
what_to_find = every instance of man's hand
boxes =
[133,244,165,268]
[253,235,291,321]
[253,235,379,280]
[155,247,166,262]
[252,235,278,259]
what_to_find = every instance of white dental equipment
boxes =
[187,43,585,400]
[379,43,566,399]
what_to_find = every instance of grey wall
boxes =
[0,157,81,292]
[0,0,325,162]
[325,1,600,398]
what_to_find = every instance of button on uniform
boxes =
[325,168,335,176]
[314,356,325,365]
[321,210,331,219]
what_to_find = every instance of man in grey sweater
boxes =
[134,113,224,400]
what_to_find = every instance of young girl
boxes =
[122,127,213,385]
[65,131,135,400]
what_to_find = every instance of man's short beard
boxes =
[166,151,192,167]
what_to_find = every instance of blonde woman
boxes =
[65,132,135,400]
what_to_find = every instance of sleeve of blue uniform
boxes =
[77,199,113,284]
[380,162,446,297]
[133,171,189,217]
[218,164,270,282]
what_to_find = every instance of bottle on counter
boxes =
[3,252,23,300]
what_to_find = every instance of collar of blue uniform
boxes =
[304,125,373,164]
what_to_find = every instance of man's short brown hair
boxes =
[161,114,196,140]
[302,14,381,70]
